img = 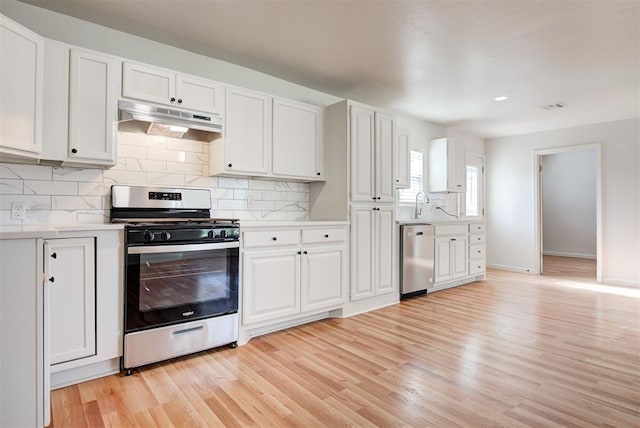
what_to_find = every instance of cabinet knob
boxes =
[377,197,381,200]
[272,236,277,241]
[71,148,78,154]
[170,97,176,103]
[324,234,329,238]
[396,179,399,182]
[457,184,462,187]
[50,252,57,259]
[451,238,456,241]
[372,197,376,200]
[228,163,233,168]
[48,276,55,283]
[177,98,183,104]
[297,251,302,255]
[303,250,308,255]
[317,172,321,176]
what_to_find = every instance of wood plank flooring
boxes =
[51,264,640,427]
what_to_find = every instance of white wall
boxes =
[485,118,640,286]
[542,150,597,258]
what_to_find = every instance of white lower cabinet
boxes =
[44,237,96,365]
[301,245,346,312]
[432,222,486,288]
[242,249,300,325]
[0,239,47,428]
[241,225,347,329]
[434,225,468,284]
[43,230,123,389]
[350,204,394,300]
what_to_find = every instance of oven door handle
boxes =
[127,242,239,254]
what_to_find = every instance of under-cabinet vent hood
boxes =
[118,100,223,142]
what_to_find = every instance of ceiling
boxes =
[19,0,640,138]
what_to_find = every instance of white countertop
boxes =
[0,223,124,240]
[241,220,348,228]
[396,218,484,225]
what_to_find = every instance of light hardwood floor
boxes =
[51,264,640,427]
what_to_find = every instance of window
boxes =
[465,154,484,217]
[398,150,424,204]
[465,165,479,216]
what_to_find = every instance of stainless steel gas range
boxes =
[111,185,239,375]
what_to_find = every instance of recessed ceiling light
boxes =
[494,96,509,102]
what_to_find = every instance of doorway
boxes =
[533,144,602,282]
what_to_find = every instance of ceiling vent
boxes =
[541,102,567,110]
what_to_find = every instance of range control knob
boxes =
[207,230,217,239]
[160,231,171,241]
[219,229,227,238]
[144,231,155,242]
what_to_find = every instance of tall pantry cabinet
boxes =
[310,100,397,313]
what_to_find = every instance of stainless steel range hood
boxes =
[118,100,223,142]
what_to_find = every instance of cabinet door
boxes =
[451,235,468,279]
[68,49,119,164]
[448,143,466,192]
[44,237,96,365]
[350,106,375,202]
[242,249,299,325]
[176,74,224,115]
[122,62,175,106]
[374,205,394,295]
[375,113,395,202]
[301,245,345,312]
[395,127,410,188]
[225,87,271,174]
[272,98,323,179]
[434,237,452,283]
[350,205,374,300]
[0,15,43,156]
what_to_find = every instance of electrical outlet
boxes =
[11,201,26,220]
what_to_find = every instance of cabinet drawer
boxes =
[435,224,467,236]
[243,230,299,248]
[469,234,485,244]
[469,244,485,260]
[302,227,347,245]
[469,223,485,234]
[469,260,486,275]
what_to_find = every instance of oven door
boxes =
[125,242,239,332]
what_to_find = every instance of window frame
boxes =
[398,149,425,205]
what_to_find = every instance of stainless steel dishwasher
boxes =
[400,224,435,298]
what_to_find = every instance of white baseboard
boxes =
[602,277,640,287]
[543,251,596,259]
[487,264,533,274]
[51,358,120,389]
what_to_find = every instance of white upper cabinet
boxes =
[272,97,323,180]
[218,86,271,175]
[175,74,224,114]
[349,106,395,202]
[375,112,394,202]
[429,137,466,192]
[122,61,224,115]
[68,48,120,165]
[395,127,410,188]
[350,105,376,201]
[0,15,44,159]
[211,88,325,181]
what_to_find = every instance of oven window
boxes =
[139,250,229,312]
[126,246,239,332]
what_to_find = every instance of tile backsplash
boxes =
[0,132,309,225]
